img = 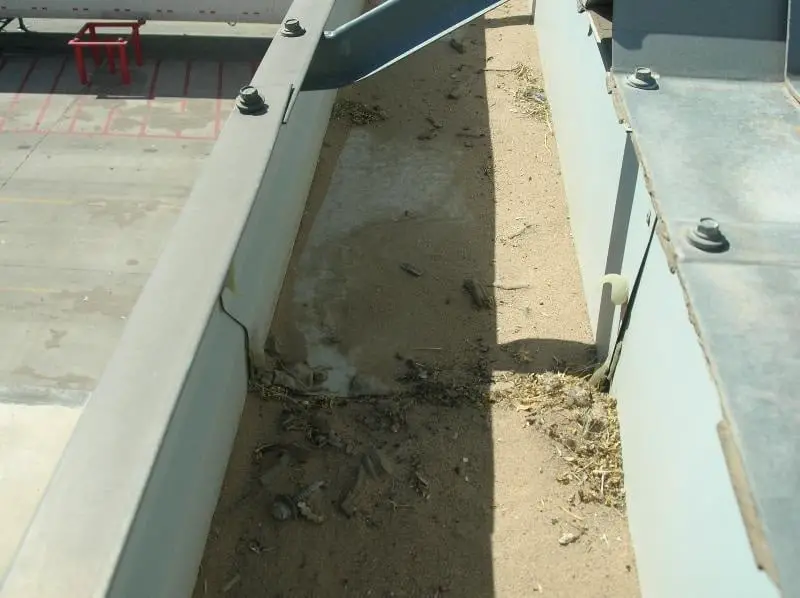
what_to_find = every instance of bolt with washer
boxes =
[627,67,658,90]
[281,17,305,37]
[687,217,729,252]
[236,86,267,115]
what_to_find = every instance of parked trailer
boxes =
[0,0,295,25]
[0,0,797,595]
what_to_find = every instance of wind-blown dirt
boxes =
[193,2,640,596]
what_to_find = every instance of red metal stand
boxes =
[68,21,144,85]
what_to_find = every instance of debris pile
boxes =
[331,99,387,125]
[492,371,626,509]
[240,387,430,531]
[249,360,626,512]
[510,62,549,121]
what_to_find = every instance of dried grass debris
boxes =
[493,371,626,510]
[510,62,549,121]
[248,363,625,511]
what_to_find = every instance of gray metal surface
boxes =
[220,85,336,369]
[612,238,779,598]
[219,0,360,369]
[617,79,799,225]
[616,75,800,592]
[0,1,361,593]
[535,0,650,358]
[303,0,509,90]
[612,0,787,80]
[536,0,797,594]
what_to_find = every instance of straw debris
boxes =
[492,371,626,510]
[249,361,626,511]
[510,62,549,121]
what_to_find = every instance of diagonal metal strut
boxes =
[301,0,510,91]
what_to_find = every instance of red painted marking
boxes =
[180,60,192,113]
[175,60,194,137]
[0,58,39,132]
[67,96,88,134]
[34,57,68,131]
[213,61,224,139]
[66,71,95,135]
[100,104,117,134]
[138,59,161,136]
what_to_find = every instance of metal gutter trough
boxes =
[0,0,508,595]
[4,0,797,593]
[535,0,800,595]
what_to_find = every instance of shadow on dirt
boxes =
[0,30,265,98]
[192,13,596,598]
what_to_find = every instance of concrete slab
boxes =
[0,29,265,575]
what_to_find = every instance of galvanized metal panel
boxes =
[612,0,787,80]
[219,88,338,369]
[220,0,364,369]
[617,78,800,226]
[615,72,800,592]
[535,0,624,347]
[611,240,779,598]
[303,0,509,90]
[537,0,797,593]
[109,304,248,598]
[678,242,800,593]
[535,0,652,357]
[594,134,655,359]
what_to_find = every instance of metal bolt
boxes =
[687,217,729,252]
[280,17,305,37]
[626,67,658,90]
[697,218,720,238]
[236,86,267,115]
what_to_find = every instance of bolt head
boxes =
[626,66,658,90]
[687,217,729,252]
[236,86,267,114]
[238,86,259,102]
[280,17,305,37]
[696,217,720,240]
